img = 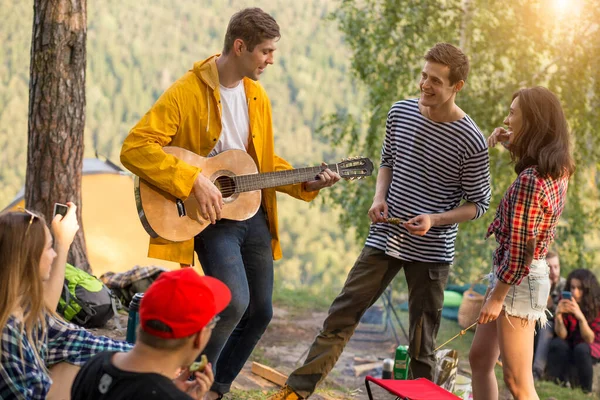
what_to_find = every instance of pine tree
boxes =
[26,0,90,271]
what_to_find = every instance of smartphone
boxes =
[53,203,69,218]
[561,290,572,300]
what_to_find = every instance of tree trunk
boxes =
[26,0,90,272]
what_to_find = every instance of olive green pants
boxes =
[286,246,450,398]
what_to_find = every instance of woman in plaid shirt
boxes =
[469,87,575,400]
[547,269,600,393]
[0,204,131,400]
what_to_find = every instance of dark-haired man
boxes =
[270,42,491,399]
[533,250,565,379]
[120,7,340,399]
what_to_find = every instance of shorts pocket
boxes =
[528,275,550,311]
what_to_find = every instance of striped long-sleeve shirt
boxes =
[365,99,491,263]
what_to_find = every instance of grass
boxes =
[534,379,591,399]
[403,310,593,399]
[228,389,275,400]
[248,346,273,368]
[272,286,335,315]
[228,386,356,400]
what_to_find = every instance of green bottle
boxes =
[394,345,410,379]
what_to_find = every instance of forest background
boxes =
[1,0,598,297]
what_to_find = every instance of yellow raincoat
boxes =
[121,55,318,265]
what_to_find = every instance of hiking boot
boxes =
[267,386,303,400]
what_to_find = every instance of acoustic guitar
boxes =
[134,146,373,242]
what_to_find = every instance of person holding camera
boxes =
[0,204,132,400]
[546,269,600,393]
[532,250,566,380]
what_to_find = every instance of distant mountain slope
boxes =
[0,0,363,207]
[0,0,365,291]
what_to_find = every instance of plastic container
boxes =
[454,374,473,400]
[394,345,410,379]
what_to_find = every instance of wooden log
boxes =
[353,361,381,377]
[251,362,288,387]
[353,356,378,364]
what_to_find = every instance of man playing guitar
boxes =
[120,8,340,400]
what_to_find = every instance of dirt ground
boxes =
[244,307,404,399]
[91,306,406,399]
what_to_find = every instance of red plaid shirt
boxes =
[563,312,600,359]
[486,167,569,285]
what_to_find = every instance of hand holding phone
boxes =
[50,202,79,248]
[561,290,572,301]
[53,203,69,219]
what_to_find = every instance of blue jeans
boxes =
[547,338,595,392]
[533,321,555,377]
[194,208,274,394]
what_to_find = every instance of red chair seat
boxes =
[365,376,461,400]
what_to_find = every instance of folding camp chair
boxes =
[355,285,409,346]
[365,376,461,400]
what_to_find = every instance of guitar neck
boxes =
[234,164,336,192]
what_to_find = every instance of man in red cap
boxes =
[70,268,231,400]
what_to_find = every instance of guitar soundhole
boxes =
[215,176,236,198]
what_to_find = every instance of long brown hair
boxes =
[566,269,600,322]
[0,211,49,367]
[510,87,575,179]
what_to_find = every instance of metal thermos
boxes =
[382,358,394,379]
[126,293,144,343]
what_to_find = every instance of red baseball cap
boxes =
[139,268,231,339]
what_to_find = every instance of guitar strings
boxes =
[214,168,327,195]
[206,161,367,196]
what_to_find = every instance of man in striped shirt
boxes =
[270,43,491,400]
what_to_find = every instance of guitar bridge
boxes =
[176,199,186,217]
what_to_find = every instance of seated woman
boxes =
[0,204,132,400]
[546,269,600,393]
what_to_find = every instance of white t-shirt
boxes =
[208,82,249,157]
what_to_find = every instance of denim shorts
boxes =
[487,259,550,325]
